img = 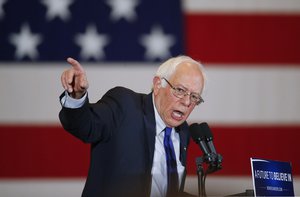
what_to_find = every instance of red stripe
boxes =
[1,125,299,177]
[185,14,300,64]
[0,125,89,178]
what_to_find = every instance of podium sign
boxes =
[250,158,294,196]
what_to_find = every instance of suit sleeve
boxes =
[59,87,127,144]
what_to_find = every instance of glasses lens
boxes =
[190,94,200,103]
[173,87,186,98]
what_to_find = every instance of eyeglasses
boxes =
[162,77,204,105]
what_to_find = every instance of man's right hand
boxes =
[61,57,89,99]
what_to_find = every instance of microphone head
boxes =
[198,122,213,139]
[189,122,213,142]
[189,123,206,142]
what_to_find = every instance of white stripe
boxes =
[1,63,300,125]
[183,0,300,14]
[194,65,300,125]
[0,176,299,196]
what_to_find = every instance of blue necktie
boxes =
[164,127,179,197]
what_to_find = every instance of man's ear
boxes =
[152,76,161,94]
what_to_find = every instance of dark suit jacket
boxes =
[59,86,191,197]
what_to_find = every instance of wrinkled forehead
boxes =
[170,62,205,92]
[170,61,204,82]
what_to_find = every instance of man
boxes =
[59,55,206,197]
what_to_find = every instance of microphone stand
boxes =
[196,157,204,197]
[195,153,223,197]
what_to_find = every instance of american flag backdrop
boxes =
[1,0,300,196]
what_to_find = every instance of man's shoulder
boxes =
[102,86,153,115]
[109,86,137,94]
[106,86,148,98]
[102,86,151,104]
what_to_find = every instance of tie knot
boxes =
[165,127,172,137]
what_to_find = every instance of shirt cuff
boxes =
[60,91,87,108]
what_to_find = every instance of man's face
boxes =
[153,62,204,127]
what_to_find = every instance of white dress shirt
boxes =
[60,92,185,197]
[150,96,185,197]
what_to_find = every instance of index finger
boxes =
[67,57,84,72]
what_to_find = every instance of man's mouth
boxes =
[172,110,185,120]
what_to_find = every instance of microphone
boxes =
[190,122,223,197]
[189,123,210,156]
[189,122,222,166]
[198,122,222,173]
[198,122,217,154]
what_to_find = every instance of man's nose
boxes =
[181,94,192,107]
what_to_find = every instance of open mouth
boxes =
[172,110,184,120]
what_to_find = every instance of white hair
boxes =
[155,55,207,90]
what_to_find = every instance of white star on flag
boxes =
[0,0,7,19]
[75,24,110,60]
[140,25,175,60]
[41,0,74,21]
[106,0,139,22]
[9,23,43,60]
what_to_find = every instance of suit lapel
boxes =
[176,124,190,167]
[176,123,190,192]
[142,93,156,168]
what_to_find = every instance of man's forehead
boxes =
[171,69,203,91]
[171,64,203,81]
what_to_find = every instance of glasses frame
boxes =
[162,77,204,105]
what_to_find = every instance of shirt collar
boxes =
[152,95,167,136]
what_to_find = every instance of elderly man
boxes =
[59,55,206,197]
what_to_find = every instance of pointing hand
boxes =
[61,57,89,99]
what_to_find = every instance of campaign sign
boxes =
[251,158,294,196]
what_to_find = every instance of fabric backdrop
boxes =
[1,0,300,196]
